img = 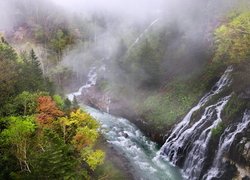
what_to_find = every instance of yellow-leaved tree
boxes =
[59,109,105,171]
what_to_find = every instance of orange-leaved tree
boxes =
[36,96,64,126]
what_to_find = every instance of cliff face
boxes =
[77,68,250,179]
[228,130,250,179]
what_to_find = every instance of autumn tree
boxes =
[36,96,64,126]
[7,92,49,116]
[59,109,104,171]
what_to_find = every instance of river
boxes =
[82,105,183,180]
[67,62,183,179]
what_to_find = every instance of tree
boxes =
[36,96,64,126]
[17,49,50,93]
[58,109,104,171]
[0,40,18,107]
[14,92,39,116]
[8,91,48,116]
[0,116,35,173]
[128,39,161,88]
[63,98,72,113]
[72,96,79,110]
[53,94,64,109]
[214,11,250,64]
[28,129,81,179]
[50,29,74,63]
[0,38,18,61]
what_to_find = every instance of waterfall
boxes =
[159,67,232,164]
[128,18,160,50]
[156,66,234,179]
[203,110,250,180]
[67,66,98,101]
[106,96,111,113]
[182,95,231,179]
[68,61,183,179]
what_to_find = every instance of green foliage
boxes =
[28,129,81,179]
[50,29,74,63]
[72,96,80,110]
[58,109,104,173]
[211,122,224,138]
[13,91,41,116]
[223,94,247,122]
[0,38,18,61]
[0,106,104,179]
[214,11,250,64]
[0,116,36,172]
[1,116,35,145]
[127,39,162,88]
[81,148,105,171]
[140,82,202,129]
[17,49,51,93]
[53,94,64,109]
[63,98,72,112]
[0,5,105,179]
[50,65,74,90]
[0,41,18,107]
[0,41,53,115]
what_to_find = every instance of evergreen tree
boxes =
[72,96,79,110]
[63,98,72,113]
[0,41,18,108]
[17,49,51,92]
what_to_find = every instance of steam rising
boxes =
[0,0,244,95]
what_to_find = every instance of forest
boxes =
[0,0,250,179]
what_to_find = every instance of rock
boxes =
[124,133,129,138]
[242,176,250,180]
[243,142,250,160]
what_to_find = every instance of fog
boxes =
[53,0,239,85]
[0,0,246,97]
[52,0,163,19]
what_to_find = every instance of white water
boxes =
[159,67,233,165]
[66,17,236,179]
[203,110,250,180]
[67,66,98,101]
[83,105,183,180]
[68,62,182,180]
[182,95,231,179]
[128,18,160,50]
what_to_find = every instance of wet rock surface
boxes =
[78,86,169,145]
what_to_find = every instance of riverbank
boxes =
[78,88,172,145]
[83,105,183,180]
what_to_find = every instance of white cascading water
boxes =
[83,105,182,180]
[158,66,233,165]
[65,18,189,179]
[203,110,250,180]
[68,63,182,179]
[67,66,97,101]
[128,18,159,50]
[182,95,231,179]
[106,96,111,113]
